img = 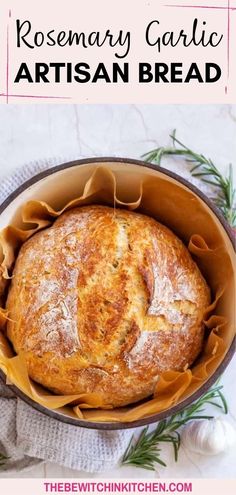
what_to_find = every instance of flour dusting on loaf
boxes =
[6,205,210,407]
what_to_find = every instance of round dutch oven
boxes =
[0,158,235,429]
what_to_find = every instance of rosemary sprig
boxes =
[142,132,236,227]
[121,382,227,470]
[0,452,9,468]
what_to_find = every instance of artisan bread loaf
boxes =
[6,205,210,407]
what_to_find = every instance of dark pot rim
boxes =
[0,157,235,430]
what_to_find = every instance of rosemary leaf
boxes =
[142,133,236,227]
[0,453,9,469]
[121,381,228,470]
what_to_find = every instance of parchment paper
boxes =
[0,166,235,422]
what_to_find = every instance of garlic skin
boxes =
[182,417,236,456]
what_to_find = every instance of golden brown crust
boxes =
[6,205,210,407]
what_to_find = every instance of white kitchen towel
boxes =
[0,157,134,474]
[0,157,214,474]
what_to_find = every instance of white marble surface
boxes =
[0,104,235,479]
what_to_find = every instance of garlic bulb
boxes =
[182,417,236,455]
